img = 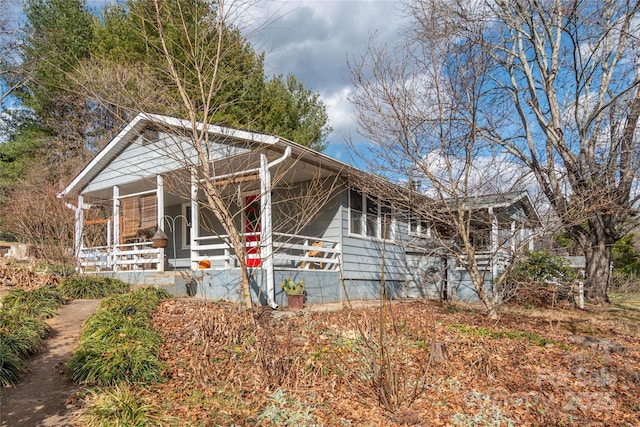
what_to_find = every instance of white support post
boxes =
[510,220,516,253]
[106,218,112,269]
[157,175,165,272]
[75,195,84,263]
[260,151,278,309]
[190,170,199,270]
[113,186,120,271]
[528,229,535,251]
[489,207,499,281]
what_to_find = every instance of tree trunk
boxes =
[584,239,612,304]
[429,341,448,364]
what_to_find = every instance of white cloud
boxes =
[248,1,407,146]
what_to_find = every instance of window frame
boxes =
[408,211,432,238]
[348,187,395,240]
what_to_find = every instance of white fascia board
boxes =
[145,113,279,145]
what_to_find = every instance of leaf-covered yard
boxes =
[142,299,640,426]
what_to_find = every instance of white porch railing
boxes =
[456,248,511,271]
[192,232,340,271]
[79,233,341,272]
[272,233,340,270]
[79,242,162,271]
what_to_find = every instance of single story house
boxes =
[58,113,540,307]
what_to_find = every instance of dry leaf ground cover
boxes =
[147,299,640,426]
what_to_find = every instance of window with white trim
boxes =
[380,200,394,240]
[350,188,364,235]
[349,188,395,240]
[408,212,431,237]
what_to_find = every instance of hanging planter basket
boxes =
[151,229,169,248]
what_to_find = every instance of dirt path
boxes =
[0,299,100,427]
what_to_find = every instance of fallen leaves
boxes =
[144,299,640,426]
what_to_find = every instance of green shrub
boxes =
[0,288,55,386]
[508,251,577,306]
[612,234,640,277]
[67,338,164,385]
[66,287,169,386]
[512,251,576,283]
[59,276,130,299]
[0,315,48,357]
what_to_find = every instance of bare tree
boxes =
[481,0,640,303]
[0,0,23,105]
[349,1,537,318]
[355,0,640,306]
[3,167,75,269]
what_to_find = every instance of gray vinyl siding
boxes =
[447,266,493,302]
[82,131,249,194]
[338,189,411,283]
[271,180,342,241]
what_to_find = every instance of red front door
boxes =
[244,195,261,267]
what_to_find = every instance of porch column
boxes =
[528,228,535,251]
[510,220,516,253]
[260,151,277,309]
[74,195,84,263]
[113,185,120,272]
[489,207,499,281]
[190,170,199,270]
[157,175,165,272]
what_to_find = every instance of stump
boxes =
[430,341,448,364]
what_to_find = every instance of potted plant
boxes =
[281,278,305,309]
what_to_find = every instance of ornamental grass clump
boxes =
[0,286,60,386]
[75,384,167,427]
[67,287,170,386]
[59,275,130,299]
[0,341,25,387]
[1,285,63,319]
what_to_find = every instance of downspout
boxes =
[261,145,291,309]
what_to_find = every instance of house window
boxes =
[366,195,378,237]
[409,212,431,237]
[409,214,420,235]
[182,203,192,249]
[381,201,394,240]
[350,189,364,235]
[349,187,394,240]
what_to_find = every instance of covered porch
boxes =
[71,146,343,304]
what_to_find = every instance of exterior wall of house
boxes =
[271,181,342,241]
[81,131,249,194]
[164,202,235,265]
[403,253,447,300]
[97,269,340,306]
[337,189,428,299]
[447,265,494,302]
